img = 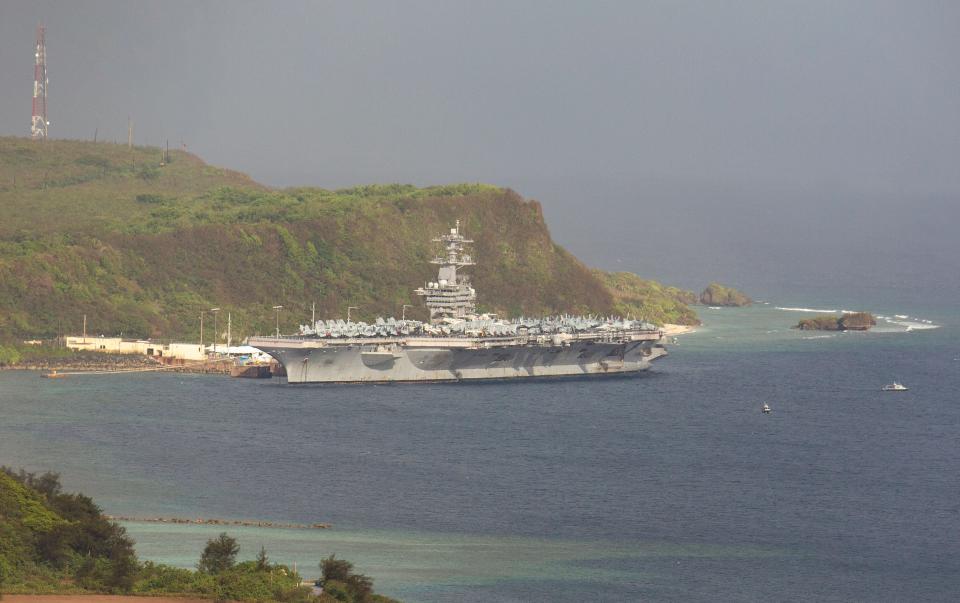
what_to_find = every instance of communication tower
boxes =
[31,25,49,140]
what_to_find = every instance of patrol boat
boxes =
[249,222,667,383]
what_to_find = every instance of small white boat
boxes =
[761,403,771,414]
[882,381,908,391]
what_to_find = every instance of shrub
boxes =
[322,579,350,602]
[0,345,21,366]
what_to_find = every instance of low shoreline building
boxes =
[64,336,207,361]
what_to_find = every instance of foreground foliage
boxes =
[0,467,398,602]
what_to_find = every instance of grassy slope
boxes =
[593,271,699,325]
[0,136,696,341]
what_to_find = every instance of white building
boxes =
[64,336,206,361]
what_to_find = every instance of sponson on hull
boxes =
[249,222,667,383]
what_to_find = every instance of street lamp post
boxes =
[272,305,283,339]
[210,308,220,355]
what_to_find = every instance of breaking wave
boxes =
[776,306,838,313]
[883,318,940,331]
[775,304,940,332]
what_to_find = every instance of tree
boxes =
[255,545,269,571]
[345,573,374,603]
[0,555,8,598]
[319,555,375,603]
[320,554,352,583]
[107,541,139,593]
[197,532,239,574]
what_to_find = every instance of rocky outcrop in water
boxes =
[797,312,876,331]
[699,283,751,306]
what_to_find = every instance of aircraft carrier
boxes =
[249,222,667,383]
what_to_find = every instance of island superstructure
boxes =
[249,222,667,383]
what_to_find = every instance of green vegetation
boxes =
[0,467,398,601]
[699,282,752,307]
[797,312,876,331]
[593,271,699,325]
[319,555,382,603]
[0,136,697,348]
[796,315,844,330]
[197,532,240,575]
[0,467,137,595]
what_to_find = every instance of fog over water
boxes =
[1,1,958,299]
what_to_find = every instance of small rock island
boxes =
[796,312,877,331]
[699,282,752,306]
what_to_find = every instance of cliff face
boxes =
[699,283,752,306]
[0,137,696,340]
[839,312,877,330]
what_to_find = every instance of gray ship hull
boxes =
[249,336,666,383]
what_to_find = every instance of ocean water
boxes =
[1,299,958,601]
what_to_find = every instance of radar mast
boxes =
[415,220,477,323]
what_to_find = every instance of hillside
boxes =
[0,136,697,342]
[592,271,699,326]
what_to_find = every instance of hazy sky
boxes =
[2,1,958,300]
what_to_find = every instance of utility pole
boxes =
[127,116,133,149]
[82,314,87,343]
[227,312,232,349]
[272,305,283,339]
[311,301,316,326]
[402,304,413,321]
[199,311,204,353]
[210,308,220,355]
[347,306,359,323]
[31,25,48,140]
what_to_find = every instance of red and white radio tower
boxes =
[31,25,49,140]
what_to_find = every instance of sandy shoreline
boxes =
[661,323,697,336]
